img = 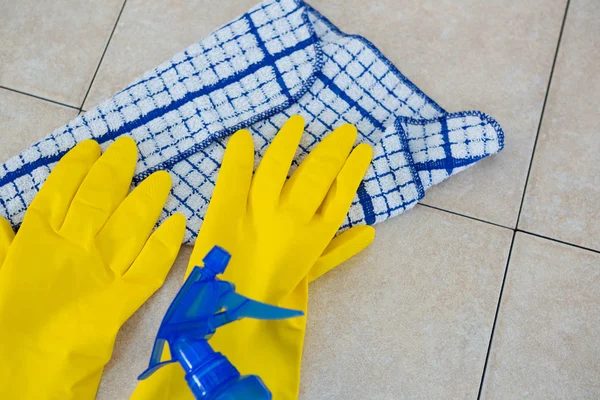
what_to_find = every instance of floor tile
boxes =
[300,205,512,399]
[83,0,258,108]
[97,245,193,400]
[481,232,600,399]
[310,0,567,227]
[0,0,123,106]
[519,0,600,251]
[0,89,78,162]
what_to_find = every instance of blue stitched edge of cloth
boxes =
[0,0,505,243]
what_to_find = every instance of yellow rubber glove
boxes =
[0,137,186,400]
[0,217,14,265]
[131,115,374,400]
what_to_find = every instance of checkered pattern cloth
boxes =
[0,0,504,243]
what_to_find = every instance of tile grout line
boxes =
[417,203,598,254]
[0,85,80,111]
[416,203,512,230]
[477,229,517,398]
[476,1,572,398]
[516,229,600,255]
[514,0,571,230]
[78,0,128,111]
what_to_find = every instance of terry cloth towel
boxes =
[0,0,504,243]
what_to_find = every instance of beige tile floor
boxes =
[1,0,598,399]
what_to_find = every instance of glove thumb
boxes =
[308,225,375,283]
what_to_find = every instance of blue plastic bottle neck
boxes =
[171,336,239,399]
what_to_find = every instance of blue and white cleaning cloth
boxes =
[0,0,504,243]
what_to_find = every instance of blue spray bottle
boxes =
[138,246,303,399]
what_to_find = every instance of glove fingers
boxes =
[28,140,101,230]
[60,137,137,243]
[281,123,357,221]
[249,114,304,210]
[191,130,254,274]
[123,213,185,292]
[308,225,375,282]
[317,143,373,225]
[0,217,15,266]
[97,171,173,276]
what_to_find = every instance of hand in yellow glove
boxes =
[0,138,186,400]
[131,115,374,399]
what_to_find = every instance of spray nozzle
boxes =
[138,246,303,399]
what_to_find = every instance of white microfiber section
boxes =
[397,111,505,190]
